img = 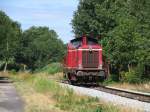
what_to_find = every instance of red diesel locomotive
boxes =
[63,36,108,84]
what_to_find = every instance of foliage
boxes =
[0,10,22,71]
[103,73,119,85]
[0,11,66,71]
[121,70,141,84]
[72,0,116,37]
[16,26,65,70]
[36,63,63,74]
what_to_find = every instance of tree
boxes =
[17,26,65,70]
[0,10,21,72]
[72,0,116,37]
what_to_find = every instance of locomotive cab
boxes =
[63,36,107,84]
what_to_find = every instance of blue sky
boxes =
[0,0,79,43]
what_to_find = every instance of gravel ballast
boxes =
[61,83,150,112]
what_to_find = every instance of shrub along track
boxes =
[60,80,150,103]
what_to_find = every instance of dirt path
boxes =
[0,83,24,112]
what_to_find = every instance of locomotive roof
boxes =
[70,36,98,43]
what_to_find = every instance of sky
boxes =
[0,0,79,43]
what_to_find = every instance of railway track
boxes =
[94,86,150,103]
[60,80,150,103]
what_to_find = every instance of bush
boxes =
[103,74,119,85]
[122,70,141,84]
[36,63,63,74]
[103,77,115,85]
[110,73,119,81]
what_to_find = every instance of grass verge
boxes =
[11,72,140,112]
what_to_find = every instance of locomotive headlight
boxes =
[78,64,82,69]
[98,65,102,69]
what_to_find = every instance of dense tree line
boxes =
[0,11,22,72]
[72,0,150,82]
[0,10,65,71]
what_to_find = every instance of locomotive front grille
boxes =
[82,50,99,68]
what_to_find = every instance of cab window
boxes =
[87,38,98,45]
[71,40,82,48]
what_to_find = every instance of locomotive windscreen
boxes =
[87,38,98,45]
[82,51,99,68]
[71,37,98,48]
[71,38,82,48]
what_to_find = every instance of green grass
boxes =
[32,76,119,112]
[12,73,131,112]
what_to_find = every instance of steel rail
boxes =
[93,86,150,103]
